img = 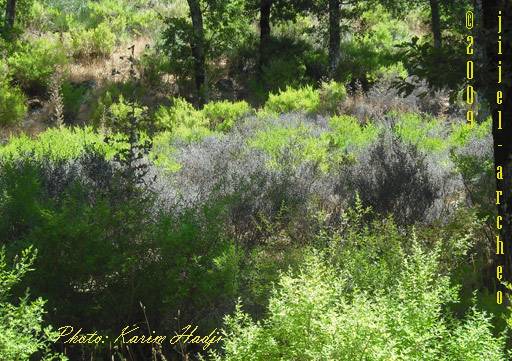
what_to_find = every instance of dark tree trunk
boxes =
[328,0,341,77]
[187,0,207,107]
[482,0,512,293]
[4,0,17,35]
[259,0,272,71]
[429,0,442,48]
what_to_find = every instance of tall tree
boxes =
[3,0,17,36]
[187,0,207,107]
[259,0,272,70]
[481,0,512,291]
[429,0,441,48]
[328,0,341,76]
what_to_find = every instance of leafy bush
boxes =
[202,100,252,132]
[104,95,149,131]
[153,202,241,331]
[154,98,212,141]
[0,126,107,161]
[70,22,116,59]
[317,80,347,115]
[84,0,159,36]
[28,0,71,32]
[336,5,407,84]
[326,114,379,153]
[138,48,171,88]
[260,57,307,94]
[0,246,66,361]
[210,244,506,361]
[250,122,331,172]
[61,81,88,121]
[450,125,494,219]
[0,79,27,126]
[394,112,447,153]
[7,36,68,94]
[262,86,320,115]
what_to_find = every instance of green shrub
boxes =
[336,5,407,83]
[202,100,252,132]
[154,203,241,330]
[0,127,108,161]
[449,118,491,149]
[262,86,320,115]
[7,37,68,94]
[0,246,66,361]
[250,122,331,171]
[90,82,141,126]
[29,0,70,32]
[70,22,116,59]
[103,95,149,130]
[317,80,347,115]
[0,80,27,126]
[394,112,446,153]
[139,49,171,87]
[261,57,307,93]
[84,0,158,36]
[326,114,380,153]
[154,98,212,142]
[211,245,506,361]
[150,131,181,172]
[61,81,88,120]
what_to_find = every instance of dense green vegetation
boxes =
[1,0,511,360]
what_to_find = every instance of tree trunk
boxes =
[259,0,272,72]
[482,0,512,294]
[328,0,341,78]
[4,0,17,35]
[187,0,207,107]
[429,0,442,48]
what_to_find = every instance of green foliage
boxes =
[260,57,307,94]
[449,118,491,148]
[0,126,108,161]
[394,35,466,99]
[154,202,241,329]
[326,114,380,152]
[336,5,408,83]
[242,37,326,102]
[160,17,194,88]
[90,81,145,127]
[325,201,406,292]
[0,79,27,126]
[7,36,68,94]
[0,246,66,361]
[211,244,506,361]
[262,86,320,115]
[316,80,347,115]
[29,0,162,36]
[202,100,252,132]
[0,0,35,38]
[61,81,89,120]
[154,98,212,141]
[138,47,171,88]
[261,83,347,116]
[250,122,331,171]
[161,0,251,95]
[150,131,181,172]
[70,22,116,59]
[28,0,71,33]
[84,0,161,36]
[394,112,447,153]
[104,95,149,134]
